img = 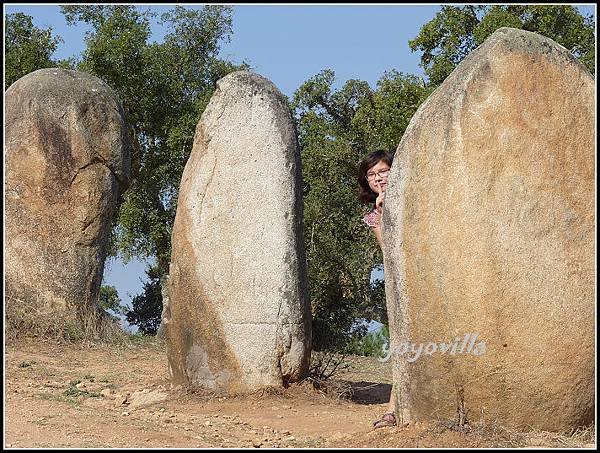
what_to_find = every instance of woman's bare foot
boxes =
[372,412,396,429]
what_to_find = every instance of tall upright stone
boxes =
[382,28,594,432]
[164,71,311,392]
[5,68,130,327]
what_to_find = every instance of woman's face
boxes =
[367,159,391,195]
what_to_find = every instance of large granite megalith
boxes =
[382,28,594,432]
[5,68,130,327]
[164,71,311,392]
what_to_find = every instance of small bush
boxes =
[304,351,353,400]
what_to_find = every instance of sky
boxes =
[3,3,596,329]
[4,4,446,97]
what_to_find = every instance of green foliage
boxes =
[409,5,481,87]
[410,5,595,86]
[125,265,163,335]
[345,323,389,357]
[293,69,429,352]
[352,70,434,150]
[4,12,65,89]
[98,285,127,321]
[60,5,246,274]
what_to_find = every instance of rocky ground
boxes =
[4,336,596,448]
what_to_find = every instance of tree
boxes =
[410,5,595,87]
[4,12,69,89]
[98,285,128,322]
[292,69,430,352]
[61,5,244,272]
[125,266,163,335]
[351,70,435,150]
[59,5,247,332]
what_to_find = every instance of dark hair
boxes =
[357,150,394,205]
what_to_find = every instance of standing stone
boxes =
[382,28,594,432]
[5,68,130,327]
[164,71,311,392]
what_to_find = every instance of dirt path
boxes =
[4,337,595,448]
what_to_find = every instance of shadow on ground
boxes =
[344,380,392,405]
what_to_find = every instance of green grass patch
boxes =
[63,382,101,398]
[37,391,81,407]
[18,360,35,368]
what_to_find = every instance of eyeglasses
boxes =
[366,169,390,180]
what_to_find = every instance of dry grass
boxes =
[433,416,596,448]
[335,354,393,384]
[304,351,355,400]
[310,377,355,401]
[5,294,129,345]
[521,424,596,448]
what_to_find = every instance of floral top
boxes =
[362,207,380,228]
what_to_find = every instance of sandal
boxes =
[373,411,396,429]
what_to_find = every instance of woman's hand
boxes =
[375,184,386,212]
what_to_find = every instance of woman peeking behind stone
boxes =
[357,149,397,429]
[358,150,393,248]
